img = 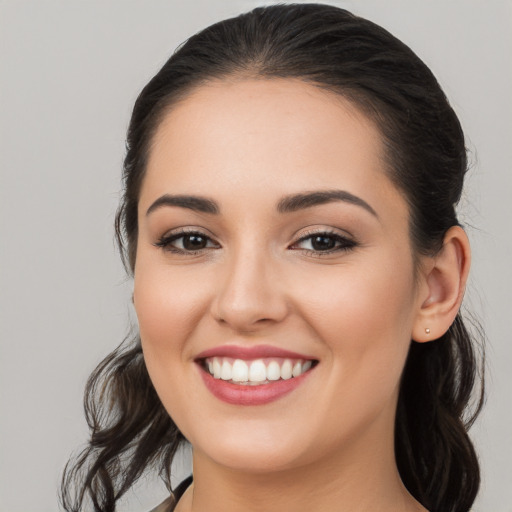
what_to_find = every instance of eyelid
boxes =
[153,226,357,256]
[158,226,217,240]
[154,227,221,254]
[289,228,357,255]
[293,226,354,241]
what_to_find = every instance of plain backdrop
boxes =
[1,1,511,510]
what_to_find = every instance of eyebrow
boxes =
[146,194,219,216]
[146,189,377,218]
[277,190,378,217]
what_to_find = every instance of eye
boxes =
[155,230,219,254]
[291,231,356,255]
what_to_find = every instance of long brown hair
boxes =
[61,5,484,511]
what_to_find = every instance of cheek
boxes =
[300,257,417,388]
[302,265,417,447]
[133,259,212,425]
[133,255,208,366]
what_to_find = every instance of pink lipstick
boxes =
[195,344,317,405]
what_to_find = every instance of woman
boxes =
[61,4,484,512]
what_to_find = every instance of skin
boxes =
[133,78,469,512]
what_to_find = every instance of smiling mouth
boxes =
[199,357,317,386]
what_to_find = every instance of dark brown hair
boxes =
[61,4,484,511]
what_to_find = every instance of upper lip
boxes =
[195,344,316,361]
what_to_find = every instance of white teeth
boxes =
[267,361,281,381]
[232,359,249,382]
[220,360,232,380]
[302,360,312,372]
[281,359,293,380]
[206,356,315,384]
[249,359,267,382]
[213,357,222,378]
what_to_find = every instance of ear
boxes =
[412,226,471,342]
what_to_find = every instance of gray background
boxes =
[1,1,510,510]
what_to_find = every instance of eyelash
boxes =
[291,229,357,256]
[154,229,219,255]
[154,229,357,256]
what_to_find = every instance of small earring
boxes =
[425,328,431,334]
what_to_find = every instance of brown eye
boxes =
[182,234,208,250]
[310,235,337,251]
[291,232,357,255]
[155,230,220,254]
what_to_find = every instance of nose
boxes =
[210,246,289,333]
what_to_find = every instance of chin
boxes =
[190,420,315,473]
[203,442,306,474]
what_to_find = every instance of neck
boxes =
[178,419,426,512]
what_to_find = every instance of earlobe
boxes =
[412,226,471,342]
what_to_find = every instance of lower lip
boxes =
[198,365,314,406]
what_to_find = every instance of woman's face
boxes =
[134,78,428,473]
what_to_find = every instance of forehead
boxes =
[141,78,405,222]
